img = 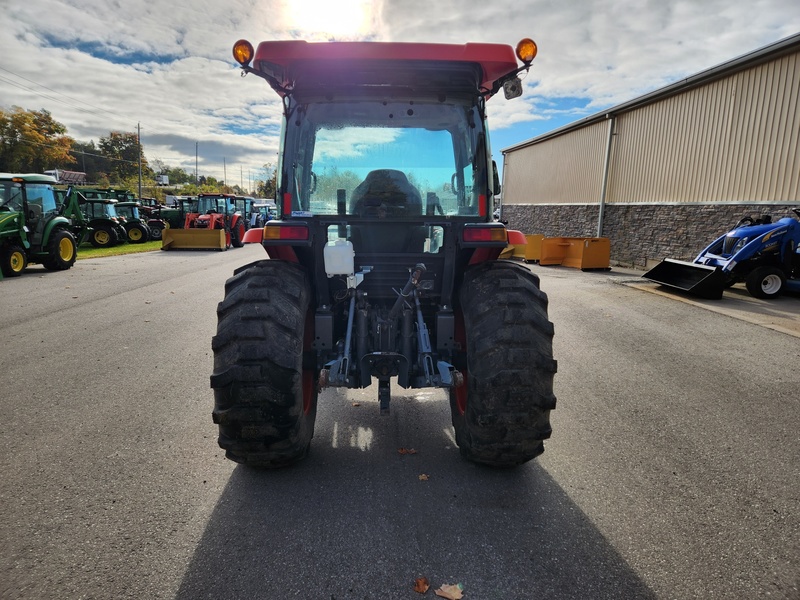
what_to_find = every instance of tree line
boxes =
[0,106,276,200]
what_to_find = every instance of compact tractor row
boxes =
[0,174,169,278]
[74,188,167,246]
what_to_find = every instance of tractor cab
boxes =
[186,193,237,229]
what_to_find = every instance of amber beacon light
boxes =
[515,38,538,65]
[233,40,254,66]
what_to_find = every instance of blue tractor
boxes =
[644,208,800,299]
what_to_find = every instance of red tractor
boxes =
[184,193,246,248]
[211,38,556,468]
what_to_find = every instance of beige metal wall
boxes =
[501,120,608,204]
[504,49,800,205]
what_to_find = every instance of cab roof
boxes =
[251,40,519,97]
[0,173,58,184]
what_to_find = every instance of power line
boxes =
[6,136,140,165]
[0,66,133,124]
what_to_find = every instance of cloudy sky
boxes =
[2,0,799,186]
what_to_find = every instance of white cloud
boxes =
[1,0,798,180]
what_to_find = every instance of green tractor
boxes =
[65,189,128,248]
[115,201,152,243]
[0,173,78,278]
[157,196,197,229]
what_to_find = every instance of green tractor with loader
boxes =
[0,173,78,278]
[209,37,557,469]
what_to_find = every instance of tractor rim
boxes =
[59,237,75,261]
[129,227,142,241]
[762,273,782,294]
[95,230,110,245]
[10,250,25,273]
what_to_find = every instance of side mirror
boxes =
[492,161,501,196]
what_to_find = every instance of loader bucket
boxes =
[161,228,227,250]
[642,258,726,299]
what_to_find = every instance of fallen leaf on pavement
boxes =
[351,402,361,407]
[413,577,430,593]
[434,583,464,599]
[398,448,418,455]
[418,474,429,481]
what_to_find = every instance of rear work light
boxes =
[263,223,310,241]
[462,226,508,244]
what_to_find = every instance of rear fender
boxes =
[242,227,263,243]
[240,226,298,261]
[43,217,72,244]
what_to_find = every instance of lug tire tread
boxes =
[452,260,557,467]
[210,260,316,468]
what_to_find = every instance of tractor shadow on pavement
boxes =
[176,391,656,599]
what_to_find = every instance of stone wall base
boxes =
[501,203,800,268]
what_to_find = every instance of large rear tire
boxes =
[126,223,149,244]
[90,225,117,248]
[148,222,164,241]
[210,260,318,468]
[450,261,557,467]
[42,229,77,271]
[231,221,245,248]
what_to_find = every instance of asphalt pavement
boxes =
[0,248,797,599]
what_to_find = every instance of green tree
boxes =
[165,166,195,185]
[314,167,361,201]
[0,107,74,173]
[256,163,277,199]
[99,131,146,182]
[70,139,109,182]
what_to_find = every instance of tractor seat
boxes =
[27,203,43,221]
[349,170,425,253]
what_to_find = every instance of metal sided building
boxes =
[500,33,800,268]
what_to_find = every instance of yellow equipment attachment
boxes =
[161,228,227,251]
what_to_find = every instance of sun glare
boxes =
[286,0,376,38]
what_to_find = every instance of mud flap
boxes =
[642,258,727,299]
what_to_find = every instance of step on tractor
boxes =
[643,209,800,299]
[0,173,78,278]
[161,193,245,250]
[209,37,557,469]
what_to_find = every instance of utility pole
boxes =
[137,123,142,199]
[195,142,199,184]
[223,157,227,188]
